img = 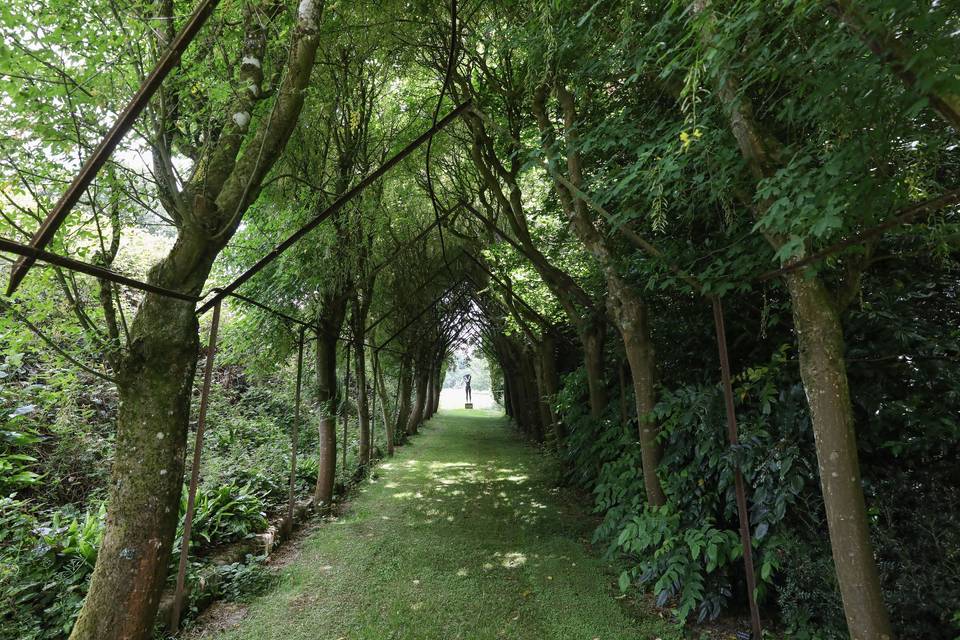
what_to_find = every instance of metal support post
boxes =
[171,299,222,631]
[711,296,763,639]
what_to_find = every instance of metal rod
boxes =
[197,101,471,314]
[0,236,199,301]
[223,290,312,328]
[7,0,222,296]
[171,298,222,631]
[286,326,306,532]
[711,295,763,639]
[221,290,399,353]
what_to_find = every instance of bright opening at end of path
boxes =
[439,339,499,411]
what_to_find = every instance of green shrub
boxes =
[1,420,43,493]
[0,500,105,640]
[558,346,818,628]
[175,483,269,552]
[213,554,275,602]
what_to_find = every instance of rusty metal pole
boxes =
[170,299,222,632]
[711,296,763,639]
[286,326,306,533]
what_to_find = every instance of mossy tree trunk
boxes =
[425,367,436,420]
[314,295,347,510]
[353,341,370,467]
[786,273,892,640]
[533,82,666,505]
[351,294,372,467]
[407,351,430,435]
[373,352,395,456]
[430,348,445,415]
[68,3,324,637]
[537,334,564,449]
[394,354,413,443]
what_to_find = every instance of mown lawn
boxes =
[202,409,679,640]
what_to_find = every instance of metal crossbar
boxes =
[0,236,199,302]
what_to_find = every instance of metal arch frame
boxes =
[7,0,222,297]
[195,102,471,315]
[1,100,471,378]
[460,250,553,330]
[373,279,469,353]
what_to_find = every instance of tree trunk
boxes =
[580,321,608,419]
[502,371,514,418]
[424,367,436,420]
[492,337,519,421]
[314,295,346,510]
[351,291,372,467]
[394,357,413,442]
[431,354,444,414]
[353,341,370,468]
[787,273,892,640]
[314,327,338,510]
[407,359,429,435]
[520,348,546,442]
[374,354,395,456]
[496,336,539,437]
[538,335,564,447]
[69,297,198,639]
[612,292,667,506]
[532,358,553,445]
[69,3,324,635]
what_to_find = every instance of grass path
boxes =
[202,410,678,640]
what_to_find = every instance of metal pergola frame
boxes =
[1,47,470,627]
[6,0,222,297]
[7,4,950,632]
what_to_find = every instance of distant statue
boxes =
[463,374,472,403]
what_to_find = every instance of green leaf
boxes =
[618,570,631,592]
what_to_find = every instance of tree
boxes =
[68,2,325,637]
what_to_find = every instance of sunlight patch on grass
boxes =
[495,551,528,569]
